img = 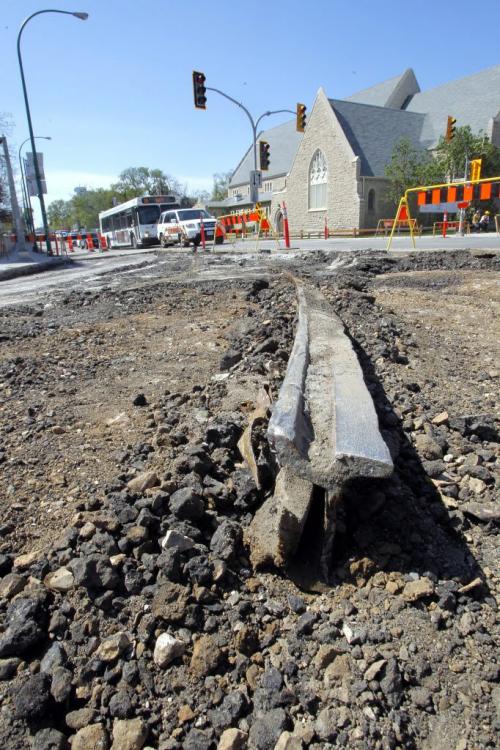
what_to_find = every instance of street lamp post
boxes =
[19,135,51,242]
[17,9,88,255]
[205,85,294,205]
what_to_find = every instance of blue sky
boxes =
[2,0,499,222]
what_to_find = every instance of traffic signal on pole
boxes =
[470,158,482,182]
[193,71,207,109]
[445,115,457,143]
[296,103,307,132]
[259,140,270,171]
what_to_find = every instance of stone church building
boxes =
[209,65,500,232]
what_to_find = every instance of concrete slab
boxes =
[247,466,313,568]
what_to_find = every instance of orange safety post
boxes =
[86,232,95,251]
[66,235,74,253]
[99,233,108,250]
[324,215,328,239]
[200,217,206,250]
[282,202,291,249]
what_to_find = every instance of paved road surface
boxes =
[1,234,498,308]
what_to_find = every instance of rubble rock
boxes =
[72,723,109,750]
[190,635,223,676]
[110,718,147,750]
[44,567,74,592]
[0,597,46,657]
[403,577,435,602]
[217,728,248,750]
[14,672,52,721]
[153,633,185,667]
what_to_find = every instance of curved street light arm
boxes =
[254,109,295,131]
[206,86,258,170]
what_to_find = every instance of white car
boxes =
[157,209,223,248]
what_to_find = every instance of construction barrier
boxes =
[417,180,500,207]
[388,174,500,250]
[432,221,470,235]
[35,233,58,254]
[375,218,420,236]
[218,209,271,235]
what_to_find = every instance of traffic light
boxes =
[296,103,307,132]
[259,140,270,171]
[193,71,207,109]
[445,115,457,143]
[470,158,482,182]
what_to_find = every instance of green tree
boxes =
[111,166,171,200]
[71,187,115,229]
[47,167,203,229]
[47,199,72,229]
[385,128,500,206]
[429,126,500,182]
[211,171,232,201]
[384,138,433,205]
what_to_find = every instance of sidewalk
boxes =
[0,248,70,282]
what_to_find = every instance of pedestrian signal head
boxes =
[445,115,457,143]
[296,103,307,132]
[259,140,270,171]
[193,71,207,109]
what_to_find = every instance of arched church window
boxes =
[368,188,375,212]
[309,150,328,210]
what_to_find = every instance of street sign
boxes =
[457,201,469,209]
[419,201,460,213]
[25,152,47,195]
[250,170,262,188]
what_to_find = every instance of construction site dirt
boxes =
[0,249,498,750]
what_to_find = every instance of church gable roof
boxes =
[345,68,420,109]
[406,64,500,146]
[330,99,426,176]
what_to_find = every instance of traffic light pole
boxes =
[206,86,293,205]
[459,149,469,236]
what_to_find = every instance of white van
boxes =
[157,209,223,248]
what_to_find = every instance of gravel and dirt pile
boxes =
[0,250,498,750]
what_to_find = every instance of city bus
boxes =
[99,195,179,248]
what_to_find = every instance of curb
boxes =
[268,280,393,488]
[249,279,394,571]
[0,257,72,282]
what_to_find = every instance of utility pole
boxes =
[1,135,25,255]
